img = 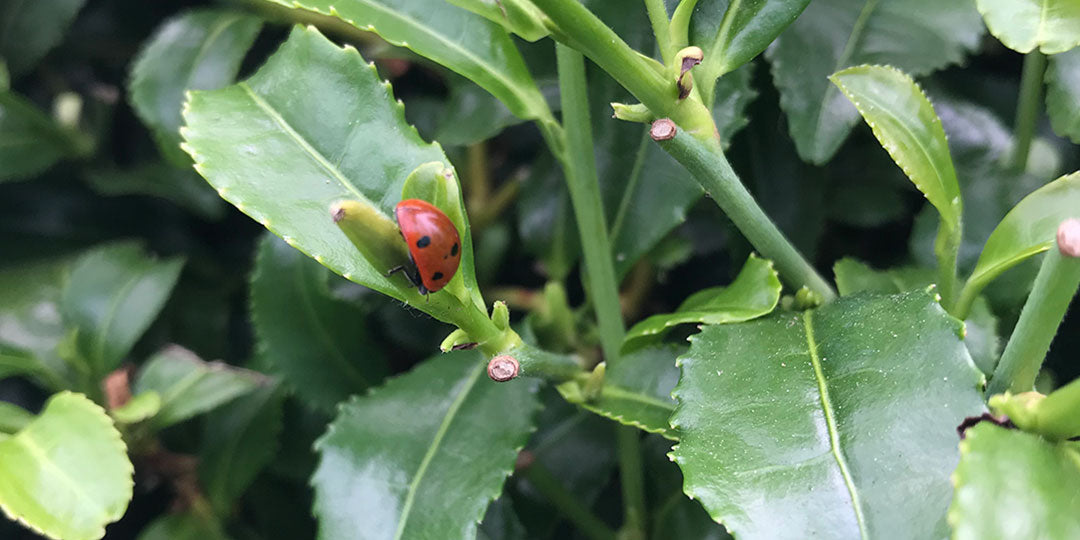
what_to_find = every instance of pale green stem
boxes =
[655,125,837,300]
[616,425,648,538]
[1033,377,1080,440]
[1010,51,1046,172]
[935,220,962,311]
[988,226,1080,396]
[522,461,617,540]
[644,0,674,62]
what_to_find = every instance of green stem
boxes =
[644,0,674,62]
[1009,51,1046,172]
[522,461,617,540]
[988,225,1080,396]
[655,125,837,301]
[935,220,962,311]
[616,425,647,539]
[1032,377,1080,440]
[669,0,700,51]
[508,343,583,382]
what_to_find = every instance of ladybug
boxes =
[388,199,461,295]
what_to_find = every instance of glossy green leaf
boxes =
[644,436,732,540]
[0,392,133,540]
[0,257,74,389]
[0,401,32,434]
[61,242,184,376]
[137,511,228,540]
[133,345,264,430]
[767,0,983,164]
[976,0,1080,54]
[0,91,83,182]
[671,291,985,538]
[84,164,226,220]
[312,350,540,539]
[199,382,285,513]
[831,65,961,229]
[129,9,261,166]
[623,254,781,350]
[434,74,525,146]
[950,423,1080,539]
[0,0,86,77]
[689,0,810,106]
[182,26,481,323]
[446,0,549,41]
[1046,48,1080,144]
[250,233,388,412]
[967,171,1080,294]
[264,0,551,123]
[558,345,682,439]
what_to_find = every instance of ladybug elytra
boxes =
[388,199,461,295]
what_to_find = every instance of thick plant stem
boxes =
[654,123,837,301]
[1010,51,1046,172]
[644,0,674,62]
[935,222,961,312]
[988,220,1080,396]
[616,426,647,539]
[522,461,617,540]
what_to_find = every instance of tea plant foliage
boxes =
[976,0,1080,54]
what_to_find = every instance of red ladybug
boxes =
[389,199,461,295]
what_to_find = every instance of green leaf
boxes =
[250,233,388,412]
[644,436,732,540]
[446,0,549,42]
[84,163,226,220]
[967,171,1080,294]
[264,0,551,123]
[434,74,525,147]
[623,254,781,350]
[137,511,228,540]
[950,423,1080,539]
[1046,48,1080,144]
[976,0,1080,54]
[478,496,526,540]
[130,9,262,167]
[0,401,32,434]
[133,345,265,430]
[689,0,810,106]
[182,26,481,323]
[0,91,83,182]
[0,392,133,540]
[0,257,75,389]
[558,345,682,439]
[312,350,540,539]
[61,241,185,376]
[0,0,86,77]
[830,65,961,229]
[766,0,983,164]
[109,391,161,424]
[671,291,985,538]
[199,382,286,514]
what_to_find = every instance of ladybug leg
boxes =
[387,264,427,295]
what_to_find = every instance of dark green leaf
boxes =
[199,382,286,514]
[129,9,262,166]
[0,257,73,389]
[767,0,983,164]
[312,350,540,539]
[137,511,228,540]
[61,241,184,376]
[644,436,731,540]
[133,345,264,430]
[264,0,551,123]
[624,254,781,350]
[477,496,526,540]
[84,164,226,220]
[517,156,578,280]
[182,26,482,322]
[976,0,1080,54]
[250,233,388,412]
[1046,48,1080,144]
[950,423,1080,539]
[0,392,133,540]
[0,0,86,77]
[689,0,810,106]
[0,91,83,182]
[434,75,524,146]
[671,291,985,537]
[558,345,682,439]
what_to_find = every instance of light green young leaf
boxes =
[830,65,961,229]
[133,345,264,430]
[61,242,185,377]
[312,350,540,539]
[950,423,1080,539]
[0,91,84,182]
[446,0,549,41]
[250,234,388,412]
[688,0,810,106]
[767,0,983,164]
[0,392,133,540]
[1046,48,1080,144]
[0,0,86,77]
[129,9,262,166]
[966,171,1080,296]
[976,0,1080,54]
[263,0,551,123]
[109,392,161,425]
[623,254,781,350]
[671,291,985,538]
[182,26,481,324]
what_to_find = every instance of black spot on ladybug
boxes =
[450,243,459,257]
[416,235,431,248]
[432,272,444,281]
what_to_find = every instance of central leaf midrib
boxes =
[600,383,674,412]
[393,361,484,539]
[802,310,868,538]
